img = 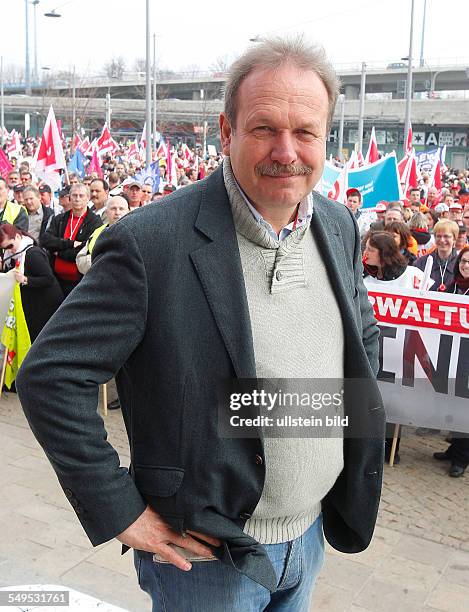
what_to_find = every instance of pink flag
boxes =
[365,127,379,164]
[88,146,103,178]
[405,123,413,156]
[0,149,13,178]
[33,106,66,191]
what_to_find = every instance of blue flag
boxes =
[68,149,86,178]
[347,154,401,209]
[134,161,161,194]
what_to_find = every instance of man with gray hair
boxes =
[18,37,384,610]
[40,183,103,296]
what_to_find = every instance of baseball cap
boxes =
[449,202,462,210]
[375,203,387,212]
[346,188,361,199]
[123,178,141,189]
[39,184,52,193]
[435,203,449,213]
[58,185,71,197]
[13,184,24,193]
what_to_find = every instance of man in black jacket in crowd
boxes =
[41,183,102,296]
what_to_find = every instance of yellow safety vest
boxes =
[88,224,107,255]
[1,201,26,225]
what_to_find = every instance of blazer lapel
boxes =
[310,203,356,328]
[190,170,256,379]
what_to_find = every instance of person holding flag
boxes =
[0,223,62,389]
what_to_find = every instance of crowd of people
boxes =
[346,179,469,476]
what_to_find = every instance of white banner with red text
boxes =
[367,287,469,433]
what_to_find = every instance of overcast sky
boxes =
[2,0,468,76]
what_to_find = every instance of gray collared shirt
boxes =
[28,206,44,242]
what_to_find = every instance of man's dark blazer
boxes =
[17,166,385,592]
[40,208,103,266]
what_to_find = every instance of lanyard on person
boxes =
[70,213,84,239]
[438,259,449,292]
[454,285,469,296]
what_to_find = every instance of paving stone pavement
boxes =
[1,391,468,612]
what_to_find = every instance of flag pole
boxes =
[404,0,415,148]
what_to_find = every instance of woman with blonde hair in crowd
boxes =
[414,220,459,291]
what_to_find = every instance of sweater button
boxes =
[255,454,263,465]
[276,270,283,281]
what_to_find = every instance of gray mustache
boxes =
[255,163,313,177]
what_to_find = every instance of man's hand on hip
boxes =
[116,506,221,571]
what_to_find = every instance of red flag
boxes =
[33,106,66,191]
[432,159,442,191]
[156,140,167,159]
[78,136,90,155]
[128,139,138,160]
[0,149,13,178]
[408,155,418,189]
[357,150,365,167]
[97,124,113,155]
[88,146,103,178]
[405,123,413,156]
[365,127,379,164]
[182,143,193,162]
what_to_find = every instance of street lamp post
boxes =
[338,94,345,161]
[72,66,76,139]
[25,0,31,95]
[404,0,415,145]
[145,0,152,166]
[419,0,427,68]
[358,62,366,153]
[32,0,40,82]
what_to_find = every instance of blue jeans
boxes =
[134,514,324,612]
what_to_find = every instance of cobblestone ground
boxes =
[1,391,468,612]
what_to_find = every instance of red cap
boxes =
[346,188,361,199]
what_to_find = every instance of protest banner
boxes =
[347,154,401,209]
[0,272,19,394]
[367,287,469,434]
